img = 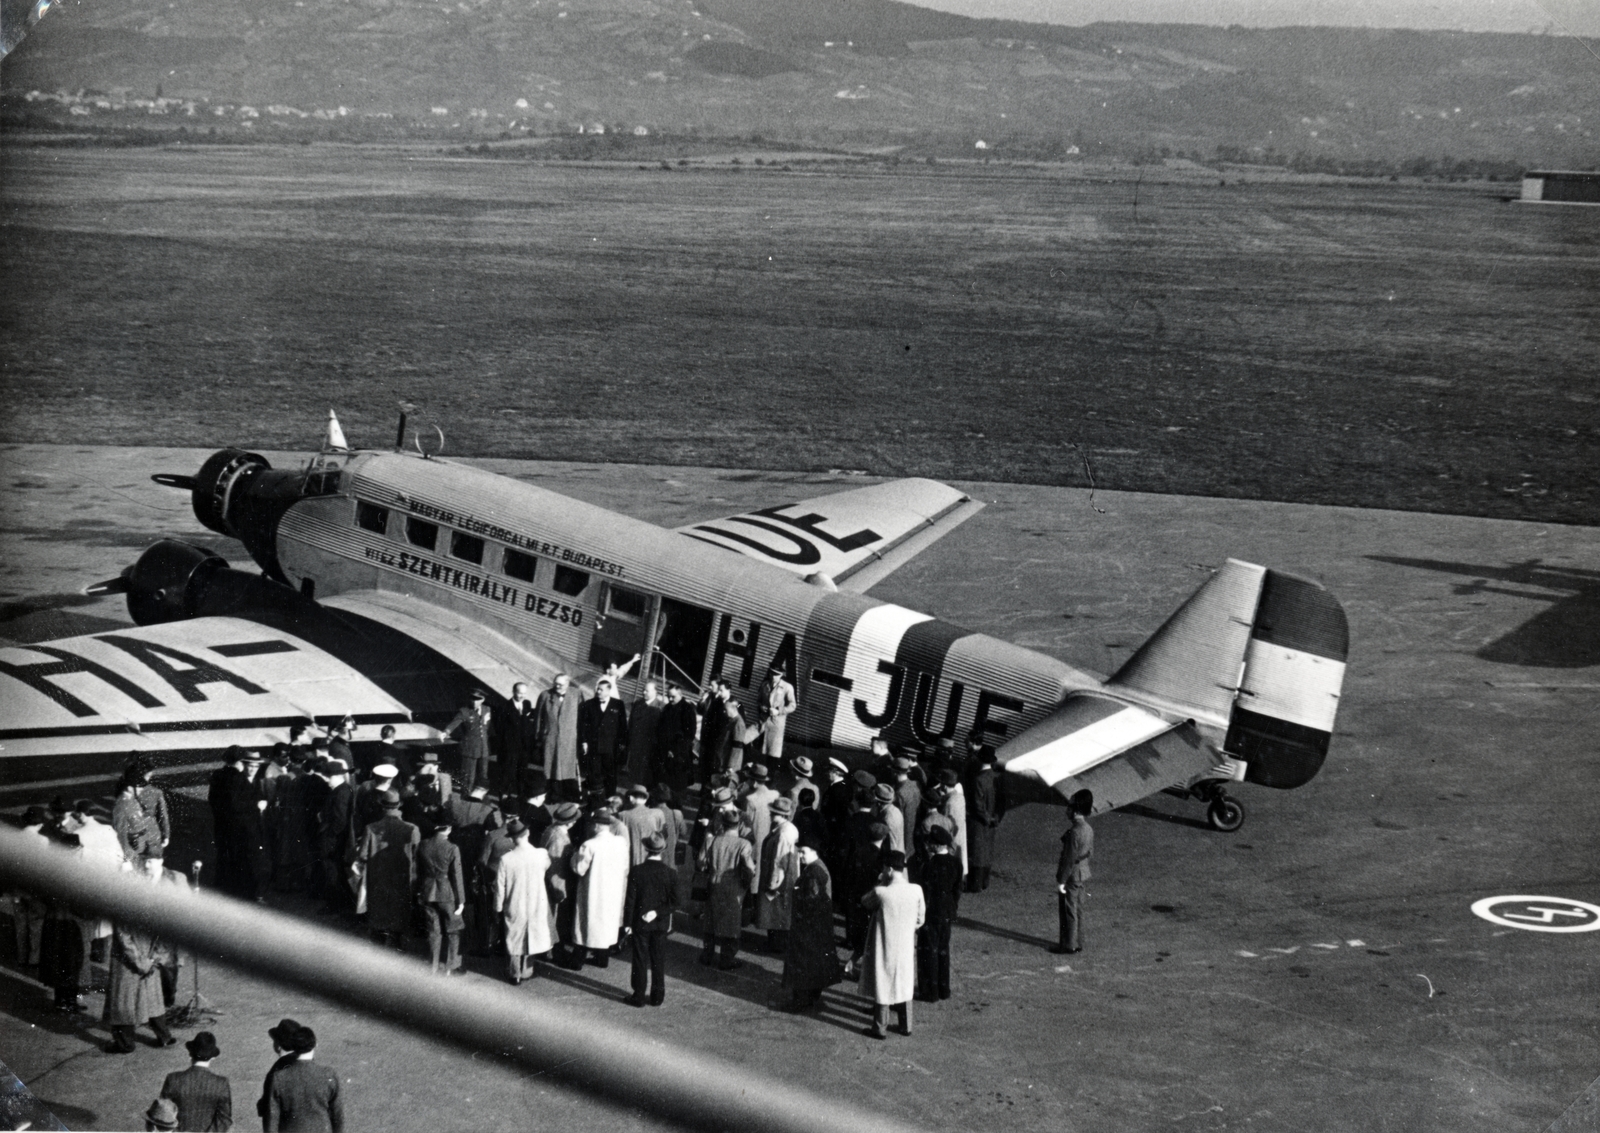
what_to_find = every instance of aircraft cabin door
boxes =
[651,596,716,694]
[590,584,655,685]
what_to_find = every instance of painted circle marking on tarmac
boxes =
[1471,895,1600,933]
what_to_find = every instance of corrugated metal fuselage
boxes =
[269,450,1100,759]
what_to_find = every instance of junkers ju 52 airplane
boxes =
[0,412,1347,830]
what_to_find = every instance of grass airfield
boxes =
[2,444,1599,1131]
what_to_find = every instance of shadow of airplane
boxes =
[1368,555,1600,669]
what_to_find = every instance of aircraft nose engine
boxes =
[151,448,303,581]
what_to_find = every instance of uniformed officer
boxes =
[1052,789,1094,954]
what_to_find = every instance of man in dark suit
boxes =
[622,831,680,1007]
[496,680,539,798]
[259,1020,342,1133]
[161,1030,232,1132]
[654,684,698,793]
[578,676,629,797]
[916,825,963,1001]
[417,817,466,974]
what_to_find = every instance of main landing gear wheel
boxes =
[1207,796,1245,833]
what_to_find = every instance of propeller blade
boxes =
[84,575,131,596]
[151,473,197,490]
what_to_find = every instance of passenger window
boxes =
[355,501,389,534]
[552,566,589,597]
[450,531,485,565]
[503,548,538,583]
[607,586,649,621]
[406,517,438,551]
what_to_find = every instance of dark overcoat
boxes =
[782,858,841,992]
[359,814,420,933]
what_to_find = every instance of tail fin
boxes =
[1109,560,1348,790]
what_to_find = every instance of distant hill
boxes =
[3,0,1595,167]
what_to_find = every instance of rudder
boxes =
[1109,560,1347,790]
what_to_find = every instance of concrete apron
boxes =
[1,443,1598,1132]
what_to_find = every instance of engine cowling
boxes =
[183,448,306,582]
[124,539,229,625]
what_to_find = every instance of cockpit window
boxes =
[303,470,342,496]
[406,517,438,551]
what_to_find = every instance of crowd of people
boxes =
[5,660,1097,1123]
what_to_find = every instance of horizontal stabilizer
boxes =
[679,478,982,592]
[997,692,1215,810]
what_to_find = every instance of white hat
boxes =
[373,763,398,779]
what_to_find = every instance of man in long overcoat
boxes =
[739,763,779,861]
[356,791,419,950]
[781,840,840,1011]
[417,817,466,974]
[316,759,356,912]
[535,674,584,801]
[964,740,1002,892]
[859,851,925,1039]
[496,680,539,798]
[441,688,495,796]
[758,662,797,761]
[698,809,756,970]
[755,796,800,954]
[626,681,665,789]
[618,785,666,866]
[937,768,969,880]
[570,807,630,966]
[494,818,553,984]
[916,825,963,1001]
[103,896,175,1053]
[540,802,583,968]
[578,677,629,798]
[655,684,698,793]
[697,682,732,786]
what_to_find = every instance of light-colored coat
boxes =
[570,826,630,949]
[103,922,163,1025]
[943,785,969,876]
[759,675,797,759]
[755,819,800,931]
[740,784,778,860]
[495,841,554,957]
[859,873,925,1006]
[619,804,666,866]
[536,688,584,782]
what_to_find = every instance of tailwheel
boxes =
[1207,795,1245,833]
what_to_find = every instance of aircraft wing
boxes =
[996,692,1221,813]
[677,478,983,593]
[0,590,568,784]
[0,617,430,766]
